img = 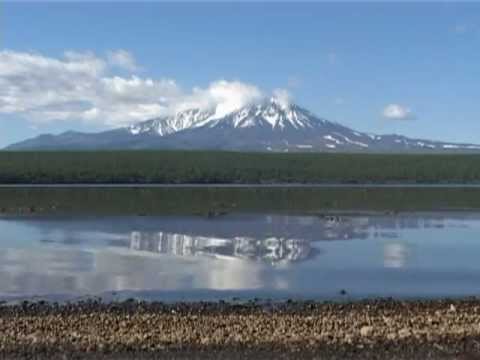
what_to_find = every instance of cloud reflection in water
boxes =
[0,213,477,300]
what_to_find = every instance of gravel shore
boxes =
[2,299,480,359]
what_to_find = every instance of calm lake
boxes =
[1,213,480,302]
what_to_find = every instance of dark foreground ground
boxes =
[2,299,480,359]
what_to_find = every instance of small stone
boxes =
[360,326,373,337]
[398,328,411,338]
[344,334,354,344]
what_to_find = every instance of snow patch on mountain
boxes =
[128,97,321,136]
[129,108,216,136]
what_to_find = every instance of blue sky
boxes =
[1,1,480,147]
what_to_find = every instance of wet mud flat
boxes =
[2,299,480,359]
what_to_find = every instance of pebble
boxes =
[0,299,479,359]
[360,326,373,337]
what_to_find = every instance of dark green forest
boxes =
[2,187,480,215]
[2,151,480,184]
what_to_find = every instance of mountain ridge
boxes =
[5,99,480,152]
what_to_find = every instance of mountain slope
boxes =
[5,99,480,152]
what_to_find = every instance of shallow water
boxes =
[1,213,480,302]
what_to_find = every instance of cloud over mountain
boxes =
[0,50,268,127]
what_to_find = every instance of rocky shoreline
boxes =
[2,299,480,359]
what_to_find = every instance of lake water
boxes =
[1,213,480,302]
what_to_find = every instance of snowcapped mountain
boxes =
[5,98,480,152]
[127,98,322,136]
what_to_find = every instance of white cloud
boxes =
[382,104,415,120]
[0,50,266,127]
[107,49,139,72]
[271,88,292,110]
[179,80,263,118]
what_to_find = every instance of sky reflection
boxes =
[1,213,480,300]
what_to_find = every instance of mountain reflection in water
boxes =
[129,231,313,264]
[1,213,479,300]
